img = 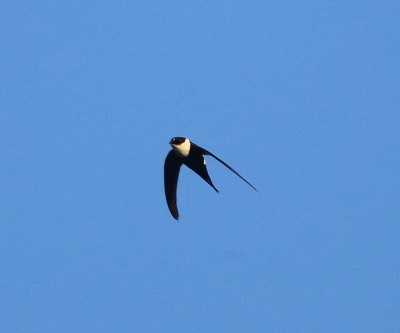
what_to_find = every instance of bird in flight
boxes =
[164,137,257,220]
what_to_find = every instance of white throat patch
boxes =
[171,138,191,157]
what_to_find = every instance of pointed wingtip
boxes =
[242,178,258,191]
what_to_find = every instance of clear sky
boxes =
[1,1,399,332]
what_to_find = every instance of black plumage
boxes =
[164,137,257,220]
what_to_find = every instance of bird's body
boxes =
[164,137,257,220]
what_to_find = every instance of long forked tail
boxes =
[209,152,258,191]
[192,143,258,191]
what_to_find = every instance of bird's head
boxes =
[169,137,191,157]
[169,137,186,145]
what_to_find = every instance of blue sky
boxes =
[1,1,399,332]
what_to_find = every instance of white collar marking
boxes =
[172,138,191,157]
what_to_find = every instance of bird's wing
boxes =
[191,142,258,191]
[164,150,183,220]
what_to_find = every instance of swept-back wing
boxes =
[164,150,183,220]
